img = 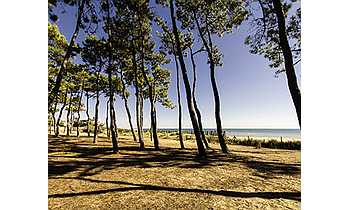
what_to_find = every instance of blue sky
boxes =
[49,1,301,129]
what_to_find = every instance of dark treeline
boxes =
[48,0,301,156]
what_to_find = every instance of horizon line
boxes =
[140,127,300,130]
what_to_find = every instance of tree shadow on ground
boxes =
[48,135,300,179]
[48,177,301,201]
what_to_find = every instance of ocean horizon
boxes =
[150,128,301,139]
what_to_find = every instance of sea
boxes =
[155,128,301,139]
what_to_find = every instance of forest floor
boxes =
[48,132,301,209]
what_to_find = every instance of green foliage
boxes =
[227,137,301,150]
[49,0,99,31]
[173,0,248,67]
[244,0,301,75]
[81,35,108,73]
[255,141,262,149]
[48,22,69,67]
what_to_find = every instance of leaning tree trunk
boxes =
[140,95,144,142]
[85,92,90,137]
[111,103,118,138]
[66,90,73,136]
[152,90,159,144]
[77,78,85,137]
[209,56,229,153]
[93,69,102,143]
[190,47,212,149]
[137,15,159,150]
[169,0,206,157]
[121,70,137,142]
[132,39,145,148]
[50,96,58,135]
[56,87,69,137]
[192,13,230,154]
[70,108,74,133]
[49,115,53,134]
[106,100,110,139]
[48,0,85,109]
[106,0,118,153]
[174,56,185,149]
[272,0,301,128]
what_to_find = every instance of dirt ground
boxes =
[48,132,301,209]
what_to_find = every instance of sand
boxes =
[48,132,301,209]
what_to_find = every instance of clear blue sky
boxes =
[49,1,301,129]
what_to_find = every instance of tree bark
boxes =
[49,115,53,134]
[272,0,301,128]
[169,0,206,157]
[111,103,119,138]
[66,90,73,136]
[190,47,212,149]
[121,70,138,141]
[140,95,144,141]
[86,92,90,136]
[56,86,69,137]
[106,100,110,139]
[70,105,74,133]
[132,39,145,148]
[106,0,118,154]
[193,13,230,153]
[77,78,85,137]
[93,69,102,143]
[48,0,85,109]
[174,56,185,149]
[50,96,58,135]
[137,12,160,150]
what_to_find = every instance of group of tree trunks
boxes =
[48,0,301,157]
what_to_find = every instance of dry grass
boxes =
[48,132,301,209]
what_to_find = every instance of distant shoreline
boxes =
[226,136,301,142]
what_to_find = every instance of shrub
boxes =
[255,141,261,149]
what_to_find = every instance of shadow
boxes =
[48,177,300,201]
[48,136,300,179]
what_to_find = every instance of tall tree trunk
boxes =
[272,0,301,128]
[93,69,102,143]
[121,70,137,141]
[111,103,118,138]
[77,78,85,137]
[152,90,159,144]
[169,0,206,157]
[140,95,144,142]
[50,96,58,135]
[193,12,230,154]
[190,47,212,149]
[66,90,73,136]
[174,56,185,149]
[56,87,69,137]
[48,0,85,109]
[106,100,110,139]
[86,92,90,137]
[132,39,145,148]
[106,0,118,154]
[137,14,159,150]
[49,115,53,134]
[70,108,74,133]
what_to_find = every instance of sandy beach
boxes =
[49,132,300,209]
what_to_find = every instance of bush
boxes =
[255,141,261,149]
[227,137,300,150]
[268,139,279,149]
[207,136,218,143]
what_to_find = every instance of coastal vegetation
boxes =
[48,0,301,155]
[48,1,301,208]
